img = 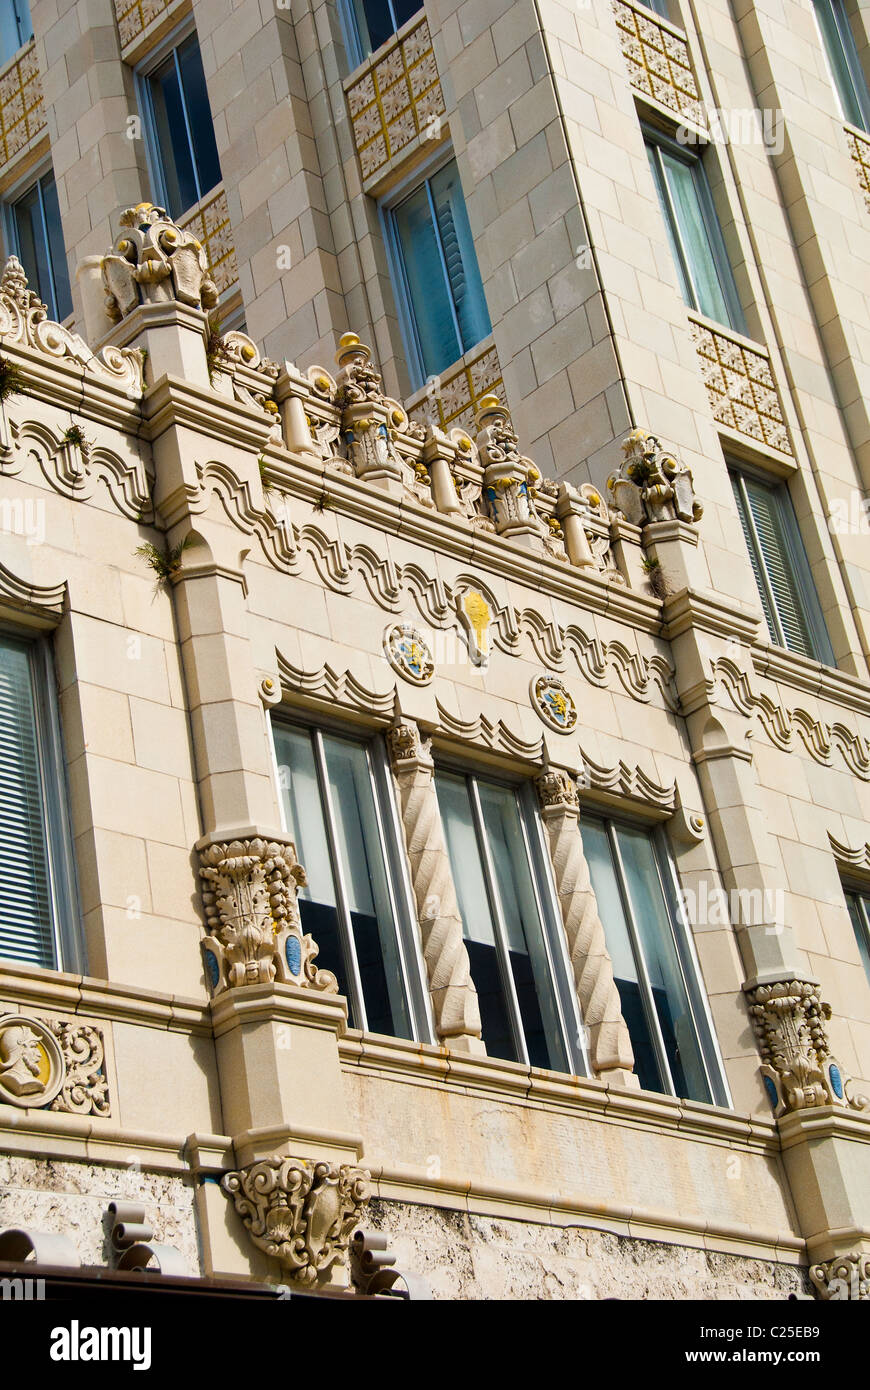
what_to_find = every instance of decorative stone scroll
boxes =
[744,978,866,1116]
[222,1154,370,1286]
[102,203,219,322]
[608,429,703,527]
[198,837,338,995]
[0,1012,111,1116]
[387,720,483,1051]
[809,1251,870,1301]
[535,771,636,1083]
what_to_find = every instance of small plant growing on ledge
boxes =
[61,423,93,455]
[642,556,669,600]
[0,354,26,403]
[135,535,192,582]
[204,313,231,382]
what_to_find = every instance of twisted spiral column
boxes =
[536,771,636,1084]
[388,721,484,1053]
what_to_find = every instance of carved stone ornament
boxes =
[607,428,703,527]
[745,978,867,1116]
[222,1154,370,1285]
[475,394,540,537]
[333,333,422,489]
[383,622,434,685]
[530,673,578,733]
[457,588,492,667]
[809,1251,870,1300]
[49,1019,111,1117]
[198,837,338,995]
[102,203,219,321]
[0,1015,64,1108]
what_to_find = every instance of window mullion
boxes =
[312,729,368,1031]
[654,147,700,314]
[424,176,464,352]
[467,776,529,1067]
[174,44,202,207]
[608,824,676,1096]
[33,177,57,322]
[736,474,788,648]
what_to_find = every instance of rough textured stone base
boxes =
[363,1199,810,1300]
[0,1157,200,1273]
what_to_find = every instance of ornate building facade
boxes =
[0,0,868,1299]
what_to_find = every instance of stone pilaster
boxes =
[387,719,484,1054]
[535,769,636,1086]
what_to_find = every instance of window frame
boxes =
[0,0,32,67]
[135,19,221,222]
[811,0,870,132]
[728,460,835,666]
[843,885,870,986]
[0,626,82,974]
[337,0,423,67]
[2,161,72,324]
[643,125,747,335]
[380,145,490,393]
[269,710,435,1043]
[434,755,589,1076]
[585,809,730,1106]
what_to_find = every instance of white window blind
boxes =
[0,636,56,967]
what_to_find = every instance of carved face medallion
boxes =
[531,674,578,733]
[0,1015,65,1108]
[384,624,434,685]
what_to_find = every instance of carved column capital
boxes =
[198,835,338,996]
[809,1251,870,1300]
[744,977,867,1116]
[222,1154,370,1286]
[534,772,636,1085]
[387,718,483,1051]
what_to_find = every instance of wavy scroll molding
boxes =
[3,418,153,520]
[714,658,870,779]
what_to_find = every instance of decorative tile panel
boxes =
[113,0,175,52]
[408,342,506,436]
[845,126,870,215]
[611,0,704,126]
[180,186,238,299]
[689,316,792,456]
[0,42,45,171]
[345,17,446,184]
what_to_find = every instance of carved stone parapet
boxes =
[221,1154,370,1286]
[809,1251,870,1300]
[198,835,338,996]
[102,202,218,321]
[608,429,703,528]
[387,720,484,1051]
[534,770,636,1083]
[745,977,867,1116]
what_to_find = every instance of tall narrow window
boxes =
[387,158,491,386]
[140,31,222,220]
[436,771,579,1072]
[811,0,870,132]
[273,721,422,1040]
[730,466,835,664]
[7,170,72,322]
[582,817,721,1103]
[645,130,745,332]
[0,634,75,970]
[345,0,423,60]
[0,0,31,67]
[844,889,870,987]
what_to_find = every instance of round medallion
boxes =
[384,623,434,685]
[0,1014,65,1109]
[530,674,578,733]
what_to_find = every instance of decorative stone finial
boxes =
[222,1154,370,1285]
[102,203,218,322]
[608,429,703,527]
[745,977,867,1115]
[198,836,338,995]
[475,395,542,538]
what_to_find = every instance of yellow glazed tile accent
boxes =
[408,343,507,435]
[845,126,870,214]
[114,0,174,51]
[345,17,446,183]
[0,42,45,171]
[180,186,238,299]
[690,316,792,456]
[611,0,704,126]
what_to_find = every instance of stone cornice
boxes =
[141,374,274,453]
[0,339,143,432]
[751,643,870,718]
[0,962,210,1035]
[660,587,762,643]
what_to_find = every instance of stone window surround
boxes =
[264,688,727,1097]
[114,0,190,67]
